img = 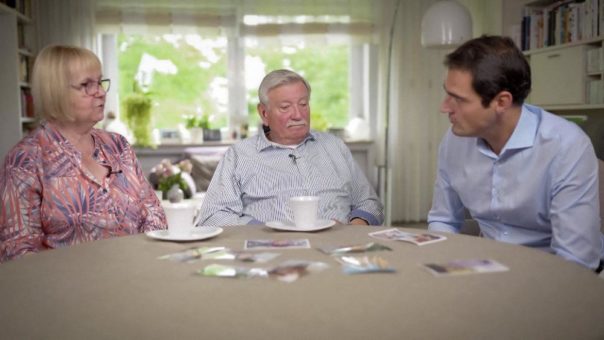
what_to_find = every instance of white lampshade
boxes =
[421,1,472,48]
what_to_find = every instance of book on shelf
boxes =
[17,23,28,51]
[587,79,604,103]
[521,0,601,51]
[20,88,34,118]
[18,55,29,83]
[6,0,30,16]
[587,47,602,72]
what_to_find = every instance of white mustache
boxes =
[286,120,307,127]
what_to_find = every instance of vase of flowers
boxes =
[149,159,196,199]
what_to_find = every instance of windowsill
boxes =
[135,138,374,154]
[133,138,377,189]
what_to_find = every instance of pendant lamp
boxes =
[421,0,472,48]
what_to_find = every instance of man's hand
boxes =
[349,217,368,225]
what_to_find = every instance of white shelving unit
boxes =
[500,1,604,159]
[0,1,35,161]
[511,0,604,112]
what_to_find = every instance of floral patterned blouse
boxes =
[0,123,167,262]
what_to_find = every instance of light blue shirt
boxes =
[198,130,383,226]
[428,104,603,270]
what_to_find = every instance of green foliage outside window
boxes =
[118,34,228,130]
[246,44,349,131]
[117,34,349,132]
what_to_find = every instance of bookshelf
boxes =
[505,0,604,159]
[517,0,604,111]
[0,0,35,161]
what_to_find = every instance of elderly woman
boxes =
[0,45,166,262]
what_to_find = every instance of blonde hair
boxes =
[32,45,102,122]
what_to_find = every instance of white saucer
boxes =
[145,227,223,242]
[265,219,336,232]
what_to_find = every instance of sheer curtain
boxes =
[380,0,495,223]
[35,0,96,51]
[94,0,377,39]
[378,0,457,223]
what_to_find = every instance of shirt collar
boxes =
[41,122,117,170]
[477,104,538,157]
[256,130,317,152]
[41,122,80,156]
[503,104,538,151]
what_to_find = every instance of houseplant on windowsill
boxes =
[149,159,196,200]
[123,82,155,148]
[184,114,209,144]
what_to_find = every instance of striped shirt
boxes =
[197,131,383,226]
[0,123,167,262]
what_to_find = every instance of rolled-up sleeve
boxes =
[340,142,383,225]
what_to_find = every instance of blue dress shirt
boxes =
[198,130,383,226]
[428,104,603,270]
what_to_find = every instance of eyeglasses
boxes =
[71,79,111,96]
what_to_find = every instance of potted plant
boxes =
[123,83,154,148]
[184,114,209,144]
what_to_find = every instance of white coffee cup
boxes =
[162,201,196,236]
[289,196,320,228]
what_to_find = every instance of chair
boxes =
[460,209,480,236]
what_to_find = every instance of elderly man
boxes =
[428,35,603,272]
[197,69,383,226]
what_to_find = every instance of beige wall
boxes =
[385,0,504,223]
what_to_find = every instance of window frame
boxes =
[98,33,377,142]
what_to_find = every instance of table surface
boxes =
[1,224,603,340]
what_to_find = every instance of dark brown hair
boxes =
[445,35,531,107]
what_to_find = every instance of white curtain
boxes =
[391,0,452,223]
[379,0,495,223]
[94,0,377,43]
[35,0,97,51]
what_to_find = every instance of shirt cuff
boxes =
[246,218,263,225]
[349,209,380,226]
[428,222,460,234]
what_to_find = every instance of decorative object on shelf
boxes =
[203,128,222,142]
[123,82,154,148]
[167,184,184,203]
[149,159,196,199]
[184,114,209,144]
[420,0,472,48]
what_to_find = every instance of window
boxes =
[97,1,377,143]
[117,33,229,130]
[244,39,350,130]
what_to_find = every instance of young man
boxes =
[197,69,383,226]
[428,35,603,272]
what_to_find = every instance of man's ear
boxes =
[257,103,269,125]
[492,90,513,114]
